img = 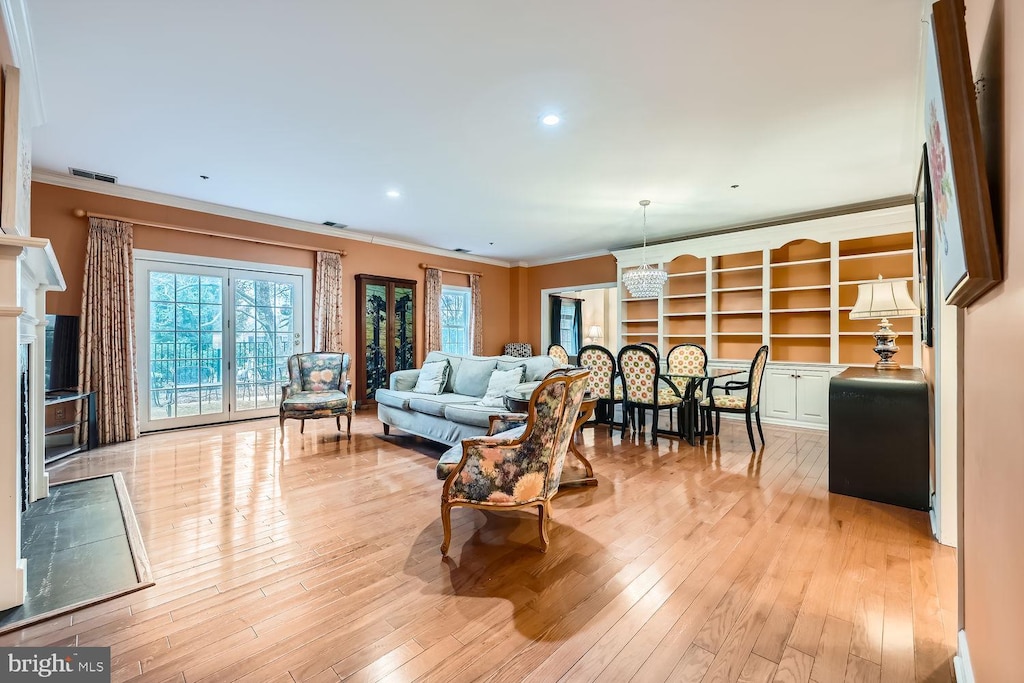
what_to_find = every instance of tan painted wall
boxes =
[32,182,512,364]
[961,1,1023,680]
[524,255,617,351]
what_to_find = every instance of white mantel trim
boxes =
[0,0,43,126]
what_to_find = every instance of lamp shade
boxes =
[587,325,603,340]
[849,278,918,320]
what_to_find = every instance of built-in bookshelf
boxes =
[615,207,920,368]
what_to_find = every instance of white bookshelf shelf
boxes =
[663,312,706,318]
[667,271,705,278]
[622,318,658,323]
[839,277,913,286]
[712,310,762,315]
[769,257,831,268]
[838,249,913,261]
[769,307,831,313]
[712,332,762,336]
[712,286,762,293]
[768,284,829,292]
[664,293,706,300]
[770,333,831,338]
[711,264,762,273]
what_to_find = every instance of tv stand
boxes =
[43,391,98,464]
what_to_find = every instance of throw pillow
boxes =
[477,365,526,408]
[412,359,450,395]
[452,357,499,397]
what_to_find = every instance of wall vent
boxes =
[322,221,348,228]
[453,248,471,253]
[69,167,117,184]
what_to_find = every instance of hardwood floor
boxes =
[0,414,957,682]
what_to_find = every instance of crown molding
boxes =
[0,0,44,125]
[32,170,514,268]
[519,249,614,268]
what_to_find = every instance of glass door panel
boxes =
[139,264,227,430]
[232,272,302,418]
[394,286,415,371]
[364,283,389,400]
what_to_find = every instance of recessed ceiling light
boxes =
[541,114,561,126]
[386,189,401,198]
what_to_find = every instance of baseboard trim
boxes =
[954,629,975,683]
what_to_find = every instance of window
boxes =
[560,301,579,355]
[440,286,472,355]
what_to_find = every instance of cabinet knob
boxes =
[790,374,796,378]
[795,374,801,378]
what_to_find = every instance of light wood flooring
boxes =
[0,413,958,682]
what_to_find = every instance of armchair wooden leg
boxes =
[537,501,550,553]
[346,412,353,440]
[279,413,285,430]
[745,413,756,452]
[755,410,764,446]
[440,502,453,556]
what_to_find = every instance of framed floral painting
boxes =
[915,144,934,347]
[925,0,1000,307]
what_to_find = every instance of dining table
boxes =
[662,368,745,445]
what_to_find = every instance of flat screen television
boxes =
[44,314,80,393]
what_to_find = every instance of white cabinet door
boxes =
[795,369,830,424]
[763,367,797,421]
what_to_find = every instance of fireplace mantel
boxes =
[0,231,65,610]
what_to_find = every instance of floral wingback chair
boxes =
[440,367,590,556]
[577,344,622,435]
[617,344,684,445]
[547,343,570,365]
[700,345,769,452]
[280,352,354,439]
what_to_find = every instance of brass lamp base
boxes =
[872,317,901,370]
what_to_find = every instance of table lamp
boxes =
[587,325,603,343]
[849,275,919,370]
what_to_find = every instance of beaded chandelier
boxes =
[621,200,668,298]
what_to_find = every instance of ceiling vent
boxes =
[69,167,117,184]
[453,248,471,253]
[322,221,348,228]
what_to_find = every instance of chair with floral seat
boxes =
[577,344,622,435]
[440,367,590,556]
[616,344,685,445]
[700,345,769,452]
[547,343,570,365]
[279,352,354,439]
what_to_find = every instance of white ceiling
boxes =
[27,0,925,263]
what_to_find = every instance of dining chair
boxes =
[638,342,660,359]
[666,343,709,439]
[700,345,769,452]
[547,343,570,365]
[616,344,684,445]
[577,344,622,435]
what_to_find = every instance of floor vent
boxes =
[68,167,117,184]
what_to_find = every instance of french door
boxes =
[137,260,304,431]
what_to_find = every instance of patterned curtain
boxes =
[425,268,442,352]
[470,273,483,355]
[78,217,138,444]
[314,251,344,352]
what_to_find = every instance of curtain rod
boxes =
[419,263,481,277]
[72,209,346,256]
[549,293,584,301]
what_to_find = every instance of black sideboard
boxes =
[828,367,930,510]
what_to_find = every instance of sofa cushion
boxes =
[443,402,504,428]
[477,365,526,408]
[412,359,450,395]
[281,390,349,412]
[498,355,557,382]
[436,424,528,479]
[452,357,498,397]
[374,388,418,410]
[407,394,477,417]
[424,351,465,393]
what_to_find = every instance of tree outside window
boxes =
[440,286,472,355]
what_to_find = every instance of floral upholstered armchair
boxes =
[439,367,590,556]
[280,352,354,439]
